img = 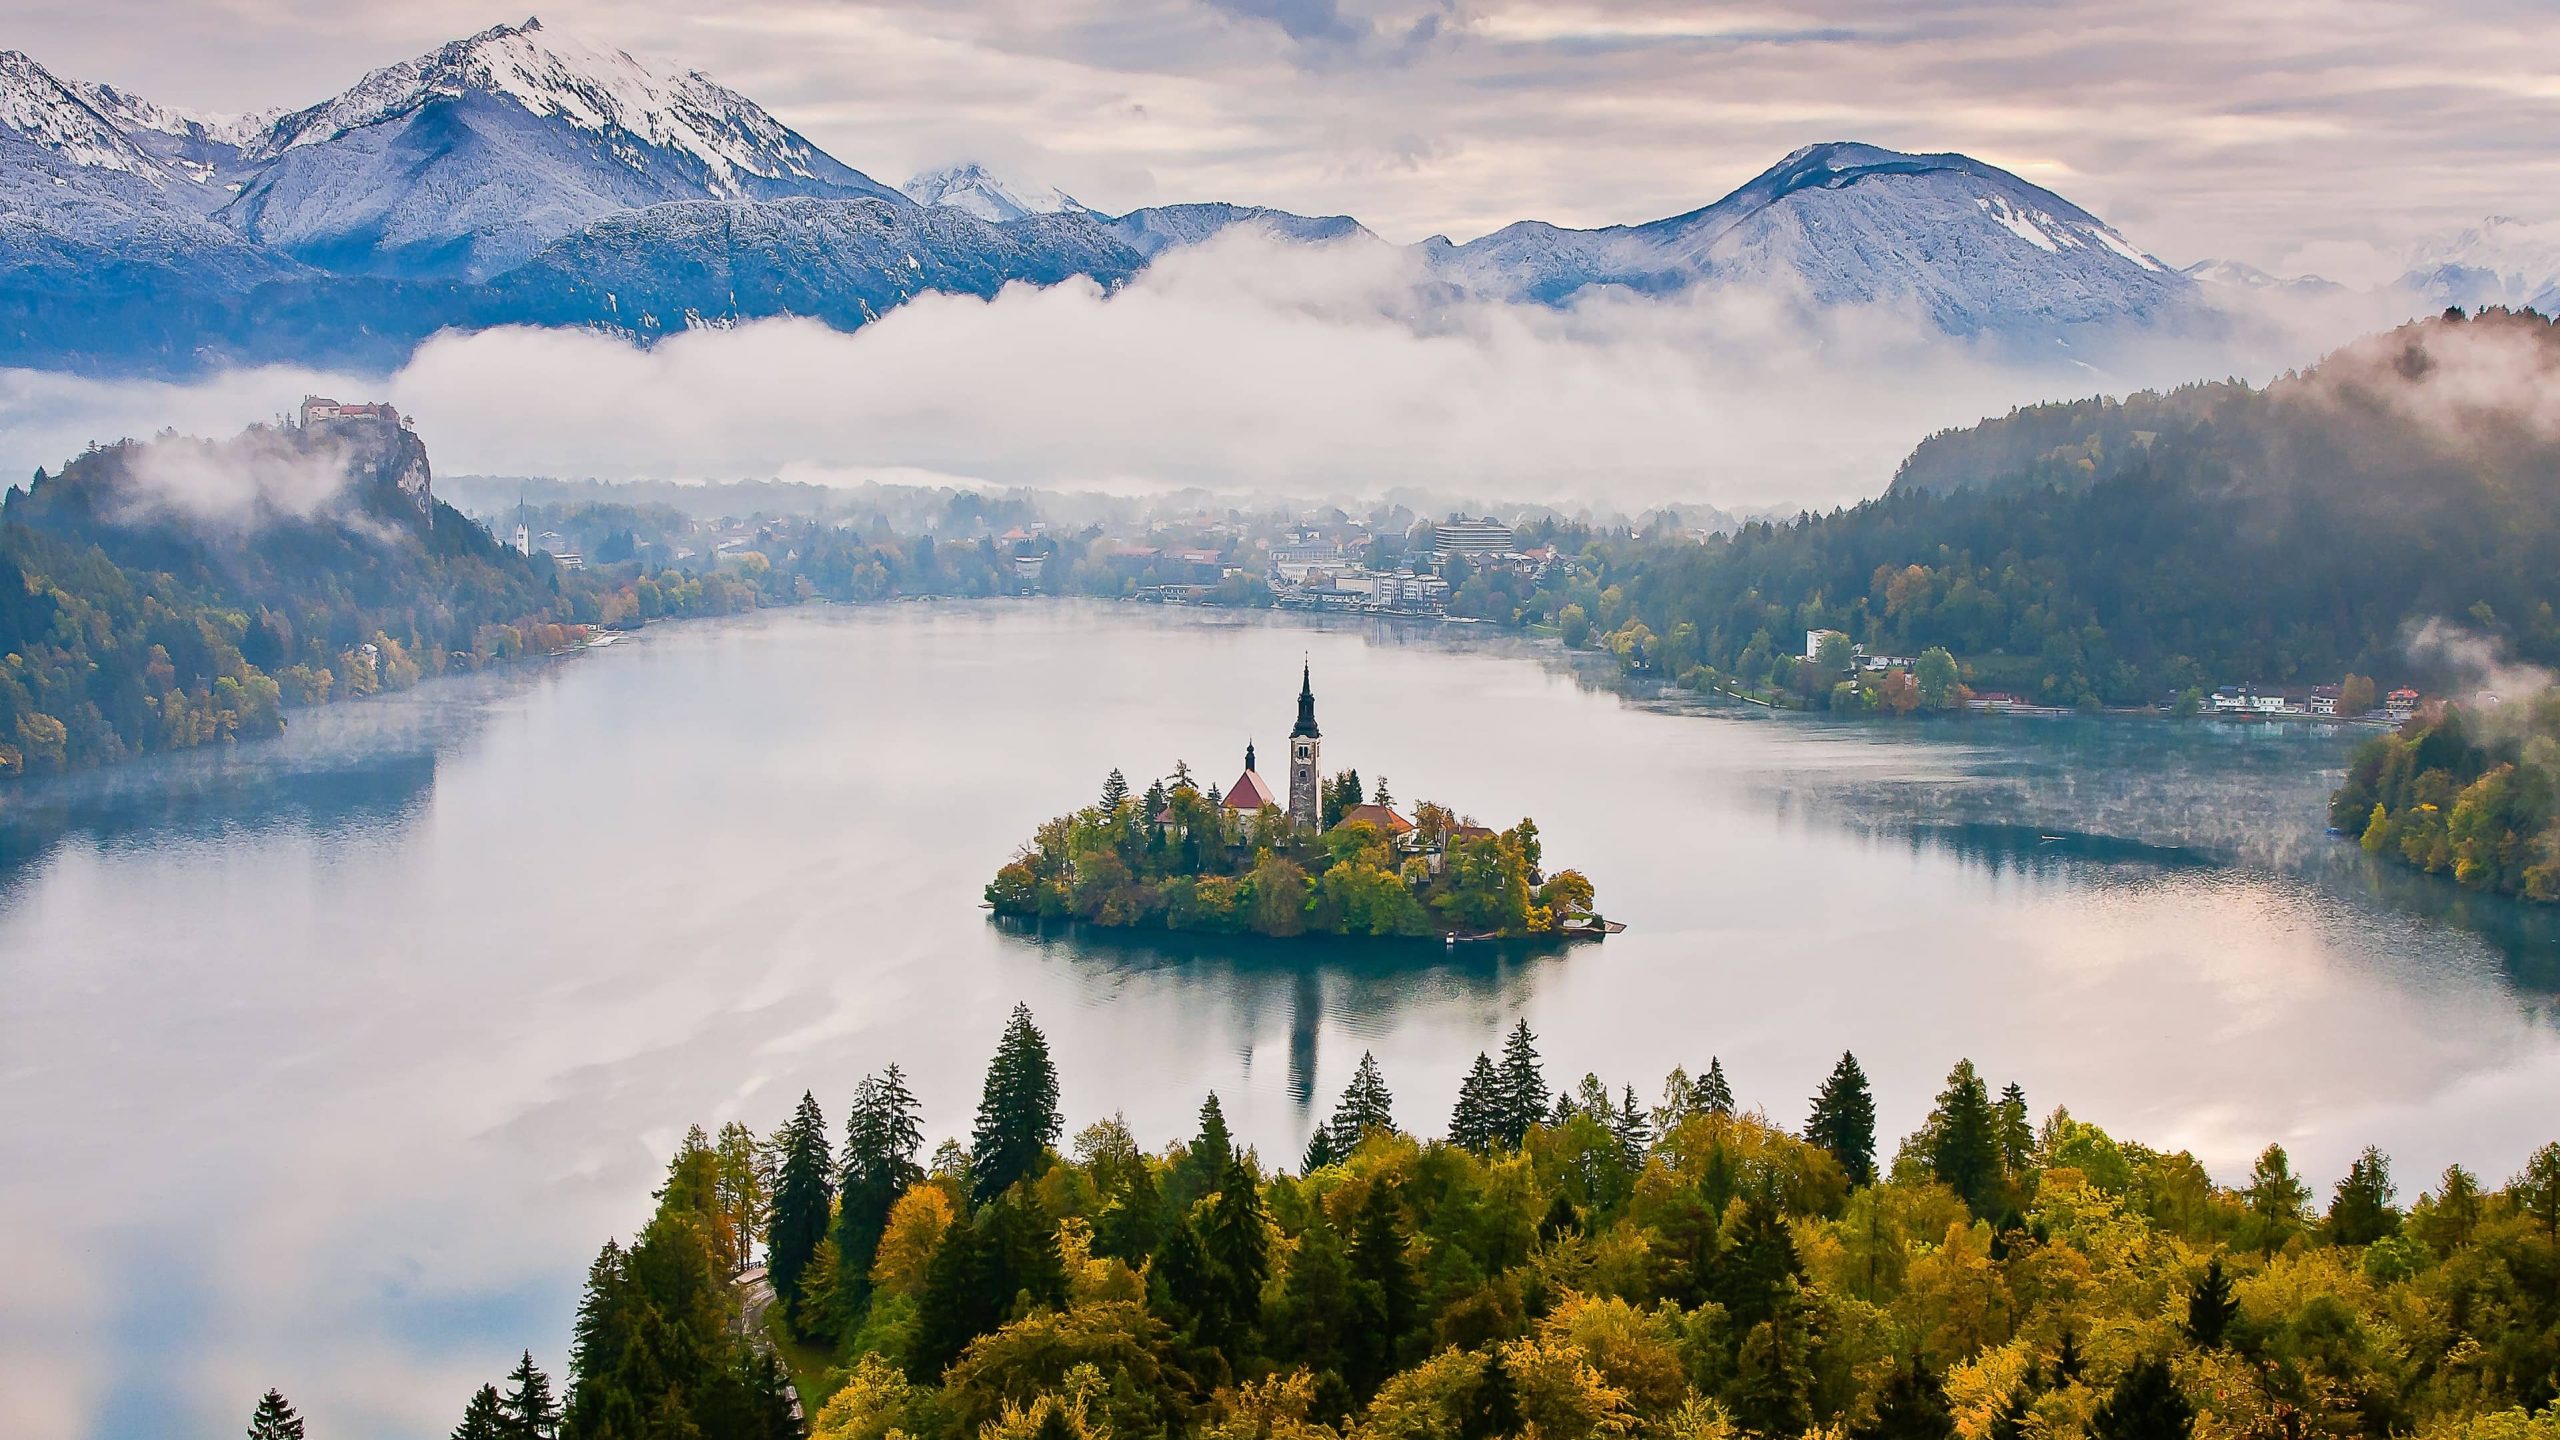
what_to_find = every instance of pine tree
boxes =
[766,1091,834,1308]
[1348,1182,1418,1385]
[2054,1328,2086,1385]
[1302,1125,1339,1173]
[1373,776,1394,808]
[1496,1021,1545,1148]
[1851,1355,1956,1440]
[455,1384,508,1440]
[1150,1214,1216,1334]
[2184,1256,2240,1347]
[247,1390,306,1440]
[2091,1357,2195,1440]
[1178,1093,1236,1204]
[501,1350,561,1439]
[1201,1154,1271,1347]
[1327,1052,1395,1152]
[970,1003,1062,1203]
[1926,1060,2003,1216]
[1101,768,1130,810]
[2327,1145,2401,1244]
[1696,1058,1734,1117]
[1449,1052,1502,1155]
[910,1208,997,1381]
[1806,1051,1878,1186]
[1613,1085,1653,1171]
[838,1064,926,1315]
[1461,1351,1523,1440]
[1995,1082,2035,1177]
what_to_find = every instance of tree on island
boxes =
[970,1004,1062,1203]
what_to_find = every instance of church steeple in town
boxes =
[1245,739,1257,772]
[1288,658,1322,828]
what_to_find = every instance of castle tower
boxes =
[1289,659,1322,829]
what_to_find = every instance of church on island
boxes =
[1190,661,1446,847]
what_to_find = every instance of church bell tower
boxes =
[1289,659,1322,829]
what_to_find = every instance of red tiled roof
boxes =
[1225,769,1280,811]
[1333,804,1413,835]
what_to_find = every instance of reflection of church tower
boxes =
[1289,660,1322,829]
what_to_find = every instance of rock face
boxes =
[298,397,431,515]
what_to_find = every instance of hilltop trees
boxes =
[836,1065,926,1321]
[1806,1051,1878,1185]
[768,1092,834,1307]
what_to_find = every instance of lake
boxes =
[3,601,2554,1440]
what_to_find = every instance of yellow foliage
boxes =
[1204,1371,1344,1440]
[809,1353,928,1440]
[871,1185,956,1301]
[1500,1330,1641,1440]
[1943,1341,2034,1440]
[1536,1295,1691,1419]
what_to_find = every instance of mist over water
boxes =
[1,603,2554,1440]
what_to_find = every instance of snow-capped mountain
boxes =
[1428,143,2193,334]
[903,162,1085,224]
[2177,258,2342,296]
[0,50,169,181]
[223,17,907,279]
[1103,203,1374,258]
[68,80,276,194]
[2400,217,2560,313]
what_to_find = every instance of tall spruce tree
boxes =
[838,1064,926,1313]
[2185,1256,2240,1347]
[1449,1052,1502,1155]
[1178,1092,1237,1204]
[1100,768,1131,810]
[1806,1051,1878,1186]
[2327,1146,2401,1244]
[1995,1083,2035,1177]
[1201,1154,1271,1348]
[1348,1182,1419,1387]
[1926,1060,2003,1216]
[1327,1052,1395,1152]
[1496,1021,1547,1148]
[247,1390,306,1440]
[2091,1357,2196,1440]
[1614,1085,1653,1172]
[1302,1125,1339,1173]
[1699,1057,1735,1117]
[766,1091,834,1308]
[455,1384,508,1440]
[500,1350,561,1439]
[970,1003,1062,1203]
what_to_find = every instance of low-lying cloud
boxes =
[117,428,364,526]
[0,232,2416,514]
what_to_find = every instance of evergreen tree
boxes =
[2054,1328,2086,1385]
[911,1208,1005,1380]
[455,1384,508,1440]
[1995,1082,2035,1177]
[1177,1092,1237,1205]
[1101,768,1130,810]
[501,1350,561,1439]
[2327,1145,2401,1244]
[1614,1085,1653,1172]
[1495,1021,1546,1148]
[1461,1351,1523,1440]
[1201,1155,1271,1347]
[247,1390,306,1440]
[2184,1256,2240,1347]
[1806,1051,1878,1186]
[1988,1386,2034,1440]
[1349,1182,1418,1362]
[1327,1052,1395,1152]
[2243,1144,2312,1254]
[838,1064,926,1316]
[2091,1357,2195,1440]
[766,1091,834,1308]
[970,1003,1062,1203]
[1852,1356,1956,1440]
[1302,1125,1339,1173]
[1150,1214,1217,1335]
[1926,1060,2003,1216]
[1449,1052,1502,1155]
[1699,1057,1734,1116]
[1373,776,1394,808]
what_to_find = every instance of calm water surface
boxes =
[3,602,2554,1440]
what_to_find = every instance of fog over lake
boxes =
[3,602,2554,1440]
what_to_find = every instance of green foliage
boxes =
[971,1005,1063,1204]
[2332,699,2560,902]
[1806,1051,1878,1186]
[770,1093,835,1309]
[247,1389,305,1440]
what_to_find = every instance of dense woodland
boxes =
[1454,310,2560,712]
[390,1004,2560,1440]
[985,767,1598,939]
[2330,696,2560,902]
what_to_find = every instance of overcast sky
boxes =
[7,0,2556,277]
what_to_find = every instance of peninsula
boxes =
[986,664,1603,939]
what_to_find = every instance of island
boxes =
[986,663,1605,939]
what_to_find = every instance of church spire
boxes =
[1291,658,1320,739]
[1245,739,1257,772]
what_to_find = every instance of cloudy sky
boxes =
[9,0,2558,277]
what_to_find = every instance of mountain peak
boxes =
[903,161,1084,223]
[0,48,163,179]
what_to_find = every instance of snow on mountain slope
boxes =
[223,17,907,280]
[485,196,1145,337]
[1432,142,2193,335]
[69,80,276,195]
[0,51,168,180]
[1102,202,1375,259]
[2401,217,2560,313]
[903,162,1085,223]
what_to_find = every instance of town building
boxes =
[1432,514,1513,563]
[2386,687,2421,720]
[1805,629,1847,662]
